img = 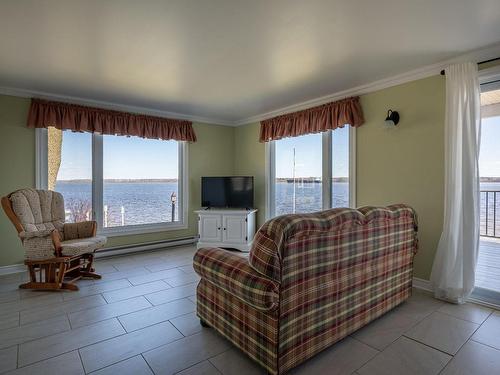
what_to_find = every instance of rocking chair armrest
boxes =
[63,221,97,240]
[20,229,63,259]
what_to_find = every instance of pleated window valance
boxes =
[27,98,197,142]
[259,96,364,142]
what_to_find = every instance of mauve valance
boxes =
[259,96,364,142]
[27,98,197,142]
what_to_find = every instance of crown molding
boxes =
[1,42,500,127]
[234,42,500,126]
[0,86,236,126]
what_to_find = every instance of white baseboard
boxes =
[0,237,197,276]
[95,237,197,259]
[0,263,25,276]
[412,277,433,292]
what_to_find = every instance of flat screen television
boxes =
[201,176,254,209]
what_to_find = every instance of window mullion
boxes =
[178,141,188,224]
[349,127,357,208]
[265,141,276,220]
[322,131,332,209]
[35,128,48,190]
[92,133,103,229]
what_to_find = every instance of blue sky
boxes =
[275,126,349,178]
[480,116,500,177]
[57,132,178,180]
[57,115,500,180]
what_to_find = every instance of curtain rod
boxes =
[440,57,500,75]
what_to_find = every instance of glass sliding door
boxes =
[475,83,500,300]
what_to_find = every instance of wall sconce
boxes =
[385,110,400,126]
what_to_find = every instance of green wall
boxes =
[0,74,464,279]
[235,76,446,280]
[234,123,266,227]
[0,96,34,267]
[357,76,445,280]
[0,95,235,266]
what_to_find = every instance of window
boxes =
[51,129,92,223]
[37,128,187,235]
[274,133,323,215]
[332,126,352,208]
[266,128,354,218]
[103,135,179,227]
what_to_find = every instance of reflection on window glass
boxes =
[103,135,179,227]
[332,126,350,208]
[50,128,93,223]
[274,133,322,215]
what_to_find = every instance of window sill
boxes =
[98,222,188,237]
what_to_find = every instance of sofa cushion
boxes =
[193,247,280,312]
[249,204,418,282]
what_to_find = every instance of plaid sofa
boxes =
[193,204,418,374]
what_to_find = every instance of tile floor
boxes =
[0,245,500,374]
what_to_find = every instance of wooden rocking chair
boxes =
[2,188,107,291]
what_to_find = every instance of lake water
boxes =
[55,180,500,232]
[55,181,179,227]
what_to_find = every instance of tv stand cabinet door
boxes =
[222,215,247,244]
[199,214,222,243]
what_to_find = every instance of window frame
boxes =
[265,127,356,219]
[36,128,189,236]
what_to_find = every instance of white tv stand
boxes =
[195,208,257,252]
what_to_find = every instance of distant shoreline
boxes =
[58,179,179,183]
[57,177,500,184]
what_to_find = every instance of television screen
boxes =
[201,176,254,208]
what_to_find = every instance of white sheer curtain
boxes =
[430,62,481,304]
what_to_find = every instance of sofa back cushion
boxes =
[248,204,418,282]
[9,189,65,234]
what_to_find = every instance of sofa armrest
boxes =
[63,221,97,240]
[193,247,280,312]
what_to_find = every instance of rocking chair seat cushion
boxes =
[60,235,106,257]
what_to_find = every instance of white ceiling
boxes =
[1,0,500,124]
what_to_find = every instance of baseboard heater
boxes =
[95,236,198,259]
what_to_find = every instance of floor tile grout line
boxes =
[172,358,223,375]
[469,337,500,352]
[141,353,156,375]
[436,308,492,325]
[68,303,154,330]
[17,297,109,326]
[442,311,487,358]
[16,343,19,369]
[77,348,87,374]
[0,318,73,351]
[348,335,382,353]
[60,280,135,303]
[401,333,460,357]
[19,318,127,368]
[83,326,190,374]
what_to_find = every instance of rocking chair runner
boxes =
[1,188,107,291]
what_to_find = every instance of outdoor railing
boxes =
[481,190,500,238]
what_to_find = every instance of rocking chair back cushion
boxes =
[9,189,65,235]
